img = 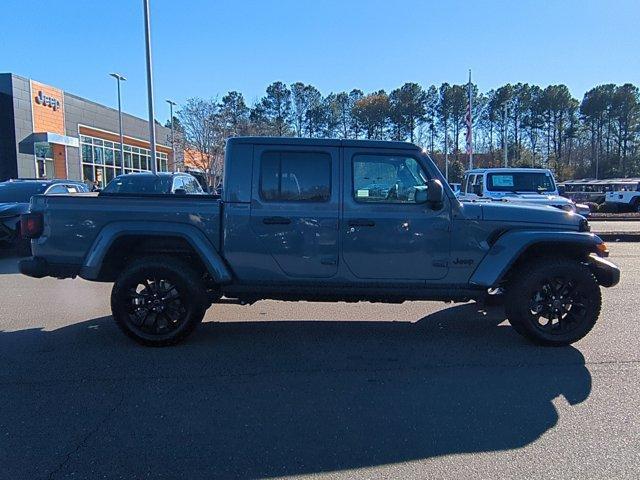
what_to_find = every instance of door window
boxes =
[172,176,185,192]
[260,151,331,202]
[352,155,428,203]
[183,177,203,194]
[45,184,68,194]
[465,174,475,194]
[474,174,485,194]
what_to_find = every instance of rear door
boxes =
[249,145,340,278]
[341,148,451,281]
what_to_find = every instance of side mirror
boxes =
[558,185,566,195]
[473,184,483,196]
[174,188,187,196]
[416,179,444,208]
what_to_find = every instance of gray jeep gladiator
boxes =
[19,137,620,347]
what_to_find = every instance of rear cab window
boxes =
[260,151,331,202]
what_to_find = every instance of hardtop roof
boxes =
[227,136,420,150]
[464,167,552,174]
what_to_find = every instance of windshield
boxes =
[101,175,173,195]
[486,172,555,193]
[0,182,48,203]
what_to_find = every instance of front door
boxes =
[341,148,451,281]
[249,145,340,279]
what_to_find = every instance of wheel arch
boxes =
[80,221,232,284]
[469,230,604,288]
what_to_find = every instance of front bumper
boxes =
[587,254,620,288]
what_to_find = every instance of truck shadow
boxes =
[0,304,591,479]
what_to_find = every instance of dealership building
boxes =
[0,73,175,186]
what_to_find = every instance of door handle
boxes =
[348,219,376,227]
[263,216,292,225]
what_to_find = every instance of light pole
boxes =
[109,73,127,175]
[143,0,158,174]
[166,99,177,172]
[502,104,508,167]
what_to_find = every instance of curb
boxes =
[595,232,640,242]
[589,217,640,222]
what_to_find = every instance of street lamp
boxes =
[166,99,177,172]
[109,73,126,175]
[143,0,158,174]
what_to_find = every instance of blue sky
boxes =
[2,0,638,122]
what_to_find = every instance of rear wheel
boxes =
[505,258,601,346]
[111,256,208,346]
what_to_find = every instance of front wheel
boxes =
[505,258,601,346]
[111,256,208,346]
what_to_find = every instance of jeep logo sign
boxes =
[35,90,61,111]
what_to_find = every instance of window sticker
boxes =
[492,175,514,187]
[356,189,369,197]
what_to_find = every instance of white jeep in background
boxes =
[458,168,590,216]
[604,181,640,212]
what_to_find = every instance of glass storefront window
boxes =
[83,164,94,183]
[82,144,93,163]
[93,146,104,164]
[104,148,114,166]
[105,167,115,184]
[80,134,169,185]
[35,142,54,179]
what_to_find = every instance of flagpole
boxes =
[467,69,474,170]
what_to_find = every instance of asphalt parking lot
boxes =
[1,244,639,479]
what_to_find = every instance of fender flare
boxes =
[469,230,604,288]
[79,221,232,283]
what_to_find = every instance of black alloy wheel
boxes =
[528,276,590,336]
[111,256,207,346]
[127,277,185,336]
[505,258,601,346]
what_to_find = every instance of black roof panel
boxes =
[227,136,420,150]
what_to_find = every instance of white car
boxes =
[458,168,589,216]
[604,181,640,212]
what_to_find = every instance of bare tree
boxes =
[177,97,225,188]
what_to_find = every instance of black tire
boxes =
[111,256,208,346]
[505,257,601,346]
